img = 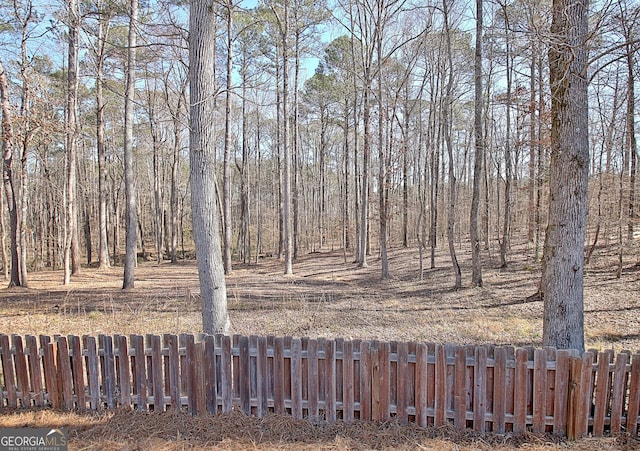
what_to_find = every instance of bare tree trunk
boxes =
[470,0,483,287]
[222,0,233,274]
[500,0,512,269]
[190,0,230,335]
[443,0,461,289]
[96,3,112,269]
[541,0,588,352]
[64,0,80,285]
[122,0,138,289]
[0,61,21,287]
[273,1,293,275]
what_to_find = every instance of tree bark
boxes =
[122,0,138,289]
[470,0,483,287]
[541,0,589,352]
[190,0,231,335]
[96,3,112,269]
[64,0,80,285]
[0,61,21,287]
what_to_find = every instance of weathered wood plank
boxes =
[68,335,86,409]
[290,338,302,419]
[434,344,447,427]
[257,335,269,417]
[43,340,61,409]
[609,352,629,434]
[454,346,466,430]
[492,347,507,433]
[342,340,354,422]
[164,335,181,410]
[0,334,17,408]
[626,353,640,437]
[325,339,337,422]
[553,350,571,434]
[25,335,44,407]
[532,349,547,433]
[151,335,164,411]
[592,352,612,437]
[358,341,370,421]
[396,341,408,424]
[203,335,217,414]
[473,346,487,432]
[377,341,390,421]
[273,336,285,415]
[221,335,233,413]
[414,343,428,428]
[513,348,528,434]
[56,336,74,410]
[12,335,30,408]
[83,336,100,410]
[239,335,251,415]
[101,335,117,409]
[131,335,147,411]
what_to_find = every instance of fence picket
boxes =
[132,335,147,411]
[203,335,217,414]
[56,336,74,410]
[454,346,466,429]
[325,338,336,421]
[433,344,446,427]
[257,335,269,417]
[0,334,17,407]
[609,352,629,433]
[626,353,640,436]
[12,335,30,408]
[493,347,507,433]
[25,335,44,407]
[473,346,487,432]
[415,343,428,428]
[273,337,285,415]
[221,335,232,413]
[533,349,546,433]
[100,335,116,409]
[342,340,354,421]
[164,335,180,410]
[513,348,528,433]
[42,340,60,409]
[553,350,571,434]
[291,338,302,419]
[151,335,164,411]
[377,341,390,421]
[359,341,371,421]
[83,336,100,410]
[68,335,86,409]
[396,341,408,424]
[239,335,251,415]
[592,351,612,437]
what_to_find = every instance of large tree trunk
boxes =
[190,0,230,335]
[541,0,589,352]
[64,0,80,285]
[0,61,21,287]
[470,0,483,287]
[122,0,138,289]
[96,3,111,269]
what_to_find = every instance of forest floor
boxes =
[1,239,639,450]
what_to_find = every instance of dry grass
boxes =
[1,241,639,449]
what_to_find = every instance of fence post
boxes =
[566,354,583,440]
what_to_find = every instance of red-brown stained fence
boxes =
[0,333,639,439]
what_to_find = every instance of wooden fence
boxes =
[1,333,639,439]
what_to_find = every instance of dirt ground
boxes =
[1,241,639,449]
